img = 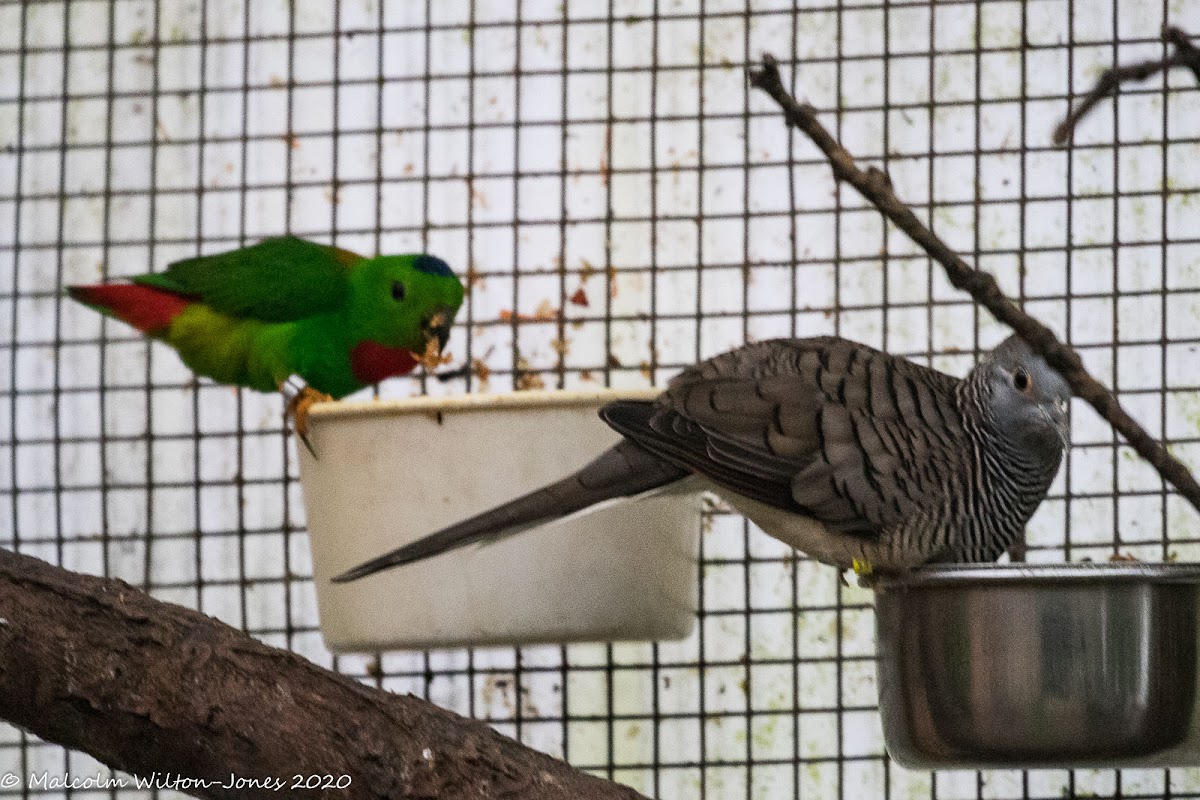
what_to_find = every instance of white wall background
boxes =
[3,0,1200,798]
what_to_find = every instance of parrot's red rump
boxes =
[68,283,193,335]
[350,340,421,385]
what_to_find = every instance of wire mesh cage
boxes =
[3,0,1200,798]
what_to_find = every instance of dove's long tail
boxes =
[331,437,687,582]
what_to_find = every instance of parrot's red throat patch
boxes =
[350,340,421,385]
[68,283,192,335]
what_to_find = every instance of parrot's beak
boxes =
[422,308,454,352]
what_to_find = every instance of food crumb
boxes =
[534,299,558,320]
[471,358,491,390]
[515,357,546,391]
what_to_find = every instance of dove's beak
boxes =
[421,308,454,352]
[1044,397,1070,450]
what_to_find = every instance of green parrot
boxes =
[68,236,465,448]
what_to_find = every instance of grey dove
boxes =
[333,335,1070,583]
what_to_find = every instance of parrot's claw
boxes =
[296,427,318,460]
[282,385,332,459]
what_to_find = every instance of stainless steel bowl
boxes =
[874,563,1200,769]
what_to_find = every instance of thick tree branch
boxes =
[0,547,647,800]
[1053,26,1200,145]
[749,53,1200,517]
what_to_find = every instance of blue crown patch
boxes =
[414,254,455,278]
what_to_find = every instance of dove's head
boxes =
[978,334,1071,457]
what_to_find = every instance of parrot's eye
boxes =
[1012,367,1031,393]
[391,281,406,302]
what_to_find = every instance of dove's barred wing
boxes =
[601,337,967,536]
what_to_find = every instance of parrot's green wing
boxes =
[134,236,362,323]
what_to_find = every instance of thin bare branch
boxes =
[1054,25,1200,145]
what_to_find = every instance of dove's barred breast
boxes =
[881,369,1062,568]
[950,381,1063,563]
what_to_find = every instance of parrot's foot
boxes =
[1109,551,1140,562]
[282,385,332,458]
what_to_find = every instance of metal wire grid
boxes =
[3,0,1200,798]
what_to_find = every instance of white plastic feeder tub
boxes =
[298,389,701,653]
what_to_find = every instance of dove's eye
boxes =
[391,281,407,302]
[1012,367,1031,393]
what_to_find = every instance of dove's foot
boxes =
[281,383,332,458]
